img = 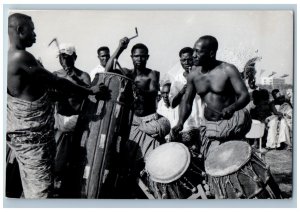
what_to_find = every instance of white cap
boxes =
[58,43,76,56]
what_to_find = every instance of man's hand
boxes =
[119,37,130,50]
[221,104,236,119]
[170,124,183,141]
[91,83,111,100]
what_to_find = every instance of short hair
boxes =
[162,82,171,88]
[179,47,193,57]
[97,46,110,55]
[271,89,280,98]
[260,89,270,101]
[8,13,32,29]
[197,35,219,52]
[131,43,149,55]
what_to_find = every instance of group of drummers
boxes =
[7,12,283,199]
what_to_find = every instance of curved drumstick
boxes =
[128,27,138,40]
[48,38,60,51]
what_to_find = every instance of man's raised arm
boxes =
[105,37,130,73]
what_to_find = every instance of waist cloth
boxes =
[127,113,171,169]
[199,108,252,158]
[6,92,55,198]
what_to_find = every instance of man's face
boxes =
[131,48,149,69]
[193,40,211,66]
[180,52,193,72]
[59,53,76,70]
[20,21,36,47]
[98,50,110,67]
[161,85,170,104]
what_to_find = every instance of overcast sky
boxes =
[10,10,294,84]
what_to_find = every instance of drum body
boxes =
[74,72,134,198]
[205,140,280,199]
[142,142,207,199]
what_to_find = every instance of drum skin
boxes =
[205,140,277,199]
[143,142,206,199]
[145,142,191,184]
[205,141,252,177]
[73,72,134,198]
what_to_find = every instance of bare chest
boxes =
[57,71,83,84]
[134,75,151,90]
[194,71,229,95]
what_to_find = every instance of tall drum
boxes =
[205,140,282,199]
[73,72,134,199]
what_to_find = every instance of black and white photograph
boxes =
[5,9,294,200]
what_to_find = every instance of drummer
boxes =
[53,43,91,197]
[171,35,251,158]
[105,37,170,174]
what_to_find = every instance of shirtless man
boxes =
[54,44,91,116]
[172,35,251,158]
[7,13,109,198]
[53,44,91,197]
[105,37,170,173]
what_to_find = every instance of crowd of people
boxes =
[6,13,293,199]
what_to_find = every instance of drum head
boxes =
[205,140,252,177]
[145,142,191,184]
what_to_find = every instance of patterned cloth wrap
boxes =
[199,108,252,159]
[7,93,55,198]
[127,113,171,173]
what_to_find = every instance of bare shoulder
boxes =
[150,70,160,79]
[8,50,38,74]
[220,61,240,76]
[77,69,90,78]
[121,68,136,79]
[187,68,199,81]
[9,50,37,66]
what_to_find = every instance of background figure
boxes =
[169,47,203,146]
[53,43,91,197]
[89,46,110,81]
[266,89,292,150]
[285,88,293,106]
[157,82,177,128]
[250,89,272,122]
[249,89,272,148]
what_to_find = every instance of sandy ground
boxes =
[264,149,293,198]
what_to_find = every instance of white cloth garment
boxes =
[169,69,204,131]
[89,64,105,81]
[157,99,177,128]
[266,102,292,148]
[54,113,79,132]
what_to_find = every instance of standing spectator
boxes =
[90,46,110,81]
